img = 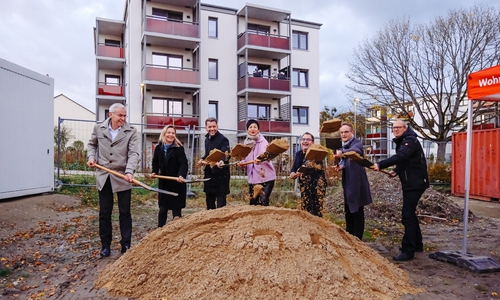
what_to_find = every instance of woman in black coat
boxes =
[151,125,188,227]
[289,132,327,217]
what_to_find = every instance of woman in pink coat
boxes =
[238,120,276,206]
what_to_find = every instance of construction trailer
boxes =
[0,58,55,199]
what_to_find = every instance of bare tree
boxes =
[346,5,500,161]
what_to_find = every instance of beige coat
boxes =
[87,118,140,192]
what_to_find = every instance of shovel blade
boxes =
[152,188,178,196]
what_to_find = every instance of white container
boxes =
[0,58,55,199]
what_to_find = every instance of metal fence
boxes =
[54,118,305,189]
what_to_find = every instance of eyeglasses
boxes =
[301,138,313,142]
[392,126,404,130]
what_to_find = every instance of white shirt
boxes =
[108,124,121,142]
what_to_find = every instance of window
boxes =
[422,140,435,148]
[152,98,183,115]
[248,23,270,35]
[248,104,270,120]
[292,31,308,50]
[105,75,120,85]
[152,53,182,69]
[292,69,308,87]
[152,8,182,22]
[208,59,218,79]
[208,101,218,119]
[208,17,218,38]
[104,39,120,47]
[293,107,308,124]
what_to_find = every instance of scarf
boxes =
[243,133,259,148]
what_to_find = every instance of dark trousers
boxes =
[249,180,275,206]
[206,193,226,210]
[400,189,425,255]
[158,203,181,228]
[345,203,365,240]
[99,177,132,248]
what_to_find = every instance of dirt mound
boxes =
[95,206,419,299]
[326,172,467,222]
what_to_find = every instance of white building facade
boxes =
[94,0,322,166]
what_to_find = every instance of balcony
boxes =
[144,65,199,85]
[366,133,388,139]
[238,119,290,133]
[238,31,290,51]
[98,83,124,96]
[366,149,388,155]
[97,44,124,58]
[146,115,199,129]
[238,75,290,93]
[145,16,199,39]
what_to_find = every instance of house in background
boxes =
[94,0,322,167]
[54,94,96,147]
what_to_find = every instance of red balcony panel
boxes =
[243,120,290,133]
[366,133,387,139]
[269,79,290,91]
[146,66,199,84]
[238,33,290,50]
[473,123,495,130]
[98,84,124,96]
[146,115,199,129]
[238,120,246,131]
[269,36,290,50]
[248,77,268,89]
[146,18,199,38]
[97,45,124,58]
[238,77,245,92]
[366,149,387,154]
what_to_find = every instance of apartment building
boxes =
[94,0,322,165]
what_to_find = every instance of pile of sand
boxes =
[95,206,419,299]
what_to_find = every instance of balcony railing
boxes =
[145,16,199,38]
[238,31,290,50]
[98,83,124,96]
[366,133,388,139]
[238,75,290,92]
[366,149,388,155]
[144,65,200,85]
[97,44,124,58]
[237,119,290,133]
[146,115,199,129]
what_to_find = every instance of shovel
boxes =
[152,175,211,183]
[93,163,178,196]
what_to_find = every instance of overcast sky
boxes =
[1,0,497,114]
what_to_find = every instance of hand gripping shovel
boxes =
[152,175,211,184]
[93,163,178,196]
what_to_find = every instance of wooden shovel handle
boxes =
[153,175,183,181]
[93,163,144,187]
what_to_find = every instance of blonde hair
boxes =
[158,125,183,146]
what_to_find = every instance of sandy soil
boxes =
[1,191,500,299]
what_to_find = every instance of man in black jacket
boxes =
[197,117,230,209]
[374,119,429,261]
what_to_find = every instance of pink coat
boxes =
[241,134,277,184]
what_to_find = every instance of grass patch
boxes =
[0,268,11,277]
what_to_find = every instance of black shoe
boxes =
[393,252,414,261]
[100,246,111,257]
[121,245,130,254]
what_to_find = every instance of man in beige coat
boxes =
[87,103,139,257]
